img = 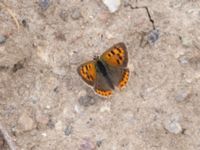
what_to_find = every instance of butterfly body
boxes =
[77,43,129,97]
[95,58,115,90]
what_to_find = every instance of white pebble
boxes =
[165,121,182,134]
[102,0,121,13]
[165,119,182,134]
[41,132,47,137]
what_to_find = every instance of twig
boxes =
[0,122,17,150]
[126,4,156,30]
[0,2,20,32]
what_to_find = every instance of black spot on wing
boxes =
[117,59,120,65]
[117,54,123,60]
[116,47,122,53]
[87,75,90,80]
[85,65,89,70]
[108,53,112,57]
[111,50,115,55]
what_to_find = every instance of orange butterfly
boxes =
[77,43,129,97]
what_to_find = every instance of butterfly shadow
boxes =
[78,88,110,107]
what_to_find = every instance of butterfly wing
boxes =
[77,60,113,96]
[94,72,113,96]
[117,68,129,89]
[100,42,128,68]
[100,43,129,89]
[77,60,97,86]
[105,66,130,89]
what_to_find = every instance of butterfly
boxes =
[77,42,129,97]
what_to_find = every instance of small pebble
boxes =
[0,34,6,44]
[22,19,29,28]
[164,116,182,134]
[96,140,103,148]
[79,138,96,150]
[36,112,49,126]
[54,31,66,41]
[12,61,24,73]
[64,124,73,136]
[102,0,121,13]
[165,120,182,134]
[180,36,193,47]
[59,9,69,22]
[175,89,190,102]
[18,113,36,132]
[178,55,189,64]
[41,132,47,137]
[147,29,160,45]
[71,8,82,20]
[39,0,50,10]
[47,119,55,129]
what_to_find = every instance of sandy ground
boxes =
[0,0,200,149]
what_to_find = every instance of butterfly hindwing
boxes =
[94,69,113,97]
[77,60,96,86]
[117,68,129,89]
[104,63,129,89]
[100,42,128,68]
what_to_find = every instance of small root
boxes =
[0,2,20,32]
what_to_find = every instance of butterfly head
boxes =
[93,55,100,61]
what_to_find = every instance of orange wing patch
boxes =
[101,43,127,67]
[118,69,129,89]
[78,61,96,85]
[95,89,112,97]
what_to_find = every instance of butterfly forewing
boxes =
[100,42,128,68]
[77,60,97,86]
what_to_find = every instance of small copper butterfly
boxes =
[77,42,129,97]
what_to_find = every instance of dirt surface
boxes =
[0,0,200,149]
